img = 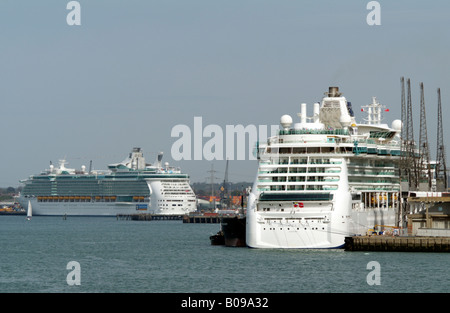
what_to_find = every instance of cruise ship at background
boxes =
[18,148,197,216]
[247,86,419,249]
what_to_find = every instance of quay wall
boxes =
[345,236,450,252]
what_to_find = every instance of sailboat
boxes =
[26,200,32,221]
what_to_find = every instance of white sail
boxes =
[26,200,32,220]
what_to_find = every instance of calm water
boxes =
[0,215,448,293]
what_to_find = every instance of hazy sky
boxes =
[1,1,449,187]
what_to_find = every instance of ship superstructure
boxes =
[19,148,197,216]
[247,87,403,248]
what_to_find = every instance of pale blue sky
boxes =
[1,1,449,186]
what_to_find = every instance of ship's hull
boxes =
[246,203,347,249]
[18,178,196,216]
[246,201,398,249]
[18,197,194,217]
[246,164,399,249]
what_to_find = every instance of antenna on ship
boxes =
[361,97,386,125]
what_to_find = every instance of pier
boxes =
[0,210,25,216]
[116,212,229,223]
[182,214,221,223]
[340,192,449,252]
[116,214,183,221]
[344,236,450,252]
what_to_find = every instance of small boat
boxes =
[26,200,32,221]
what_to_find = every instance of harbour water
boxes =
[0,216,448,293]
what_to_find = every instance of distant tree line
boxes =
[0,186,21,194]
[0,186,21,202]
[192,181,252,197]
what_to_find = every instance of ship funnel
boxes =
[157,152,163,167]
[301,103,307,124]
[313,102,320,123]
[327,87,342,97]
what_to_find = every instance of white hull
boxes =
[19,199,140,216]
[246,158,399,248]
[246,195,398,249]
[18,197,194,216]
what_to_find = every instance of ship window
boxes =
[279,158,289,164]
[293,148,306,154]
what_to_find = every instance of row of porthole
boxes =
[264,227,326,231]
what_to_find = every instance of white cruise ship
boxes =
[247,87,402,248]
[18,148,197,216]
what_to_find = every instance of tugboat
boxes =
[209,161,248,247]
[221,214,246,247]
[209,215,246,247]
[210,196,247,247]
[209,229,225,245]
